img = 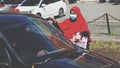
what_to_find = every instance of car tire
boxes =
[58,8,64,18]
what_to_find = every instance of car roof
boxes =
[0,12,43,18]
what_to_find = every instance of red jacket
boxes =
[57,6,91,41]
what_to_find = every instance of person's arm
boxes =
[49,17,62,31]
[49,17,70,33]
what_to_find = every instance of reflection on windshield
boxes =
[2,17,57,51]
[0,16,57,63]
[21,0,41,6]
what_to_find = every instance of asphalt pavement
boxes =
[58,1,120,21]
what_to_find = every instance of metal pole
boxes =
[105,13,111,34]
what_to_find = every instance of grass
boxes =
[109,32,118,36]
[90,40,120,62]
[90,40,120,52]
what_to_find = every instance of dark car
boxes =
[0,12,120,68]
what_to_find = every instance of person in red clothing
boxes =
[50,6,91,50]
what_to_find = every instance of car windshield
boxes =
[21,0,41,6]
[30,18,74,50]
[0,14,60,64]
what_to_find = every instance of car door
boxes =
[50,0,61,15]
[40,0,56,17]
[47,0,60,16]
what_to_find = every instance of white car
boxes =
[15,0,67,18]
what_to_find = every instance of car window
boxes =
[33,19,73,45]
[42,0,51,5]
[1,16,57,50]
[30,18,74,50]
[0,16,58,63]
[52,0,61,3]
[21,0,41,6]
[30,18,51,36]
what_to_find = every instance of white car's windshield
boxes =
[21,0,41,6]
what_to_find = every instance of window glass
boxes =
[30,18,51,36]
[42,0,50,4]
[52,0,60,3]
[21,0,41,6]
[0,16,57,51]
